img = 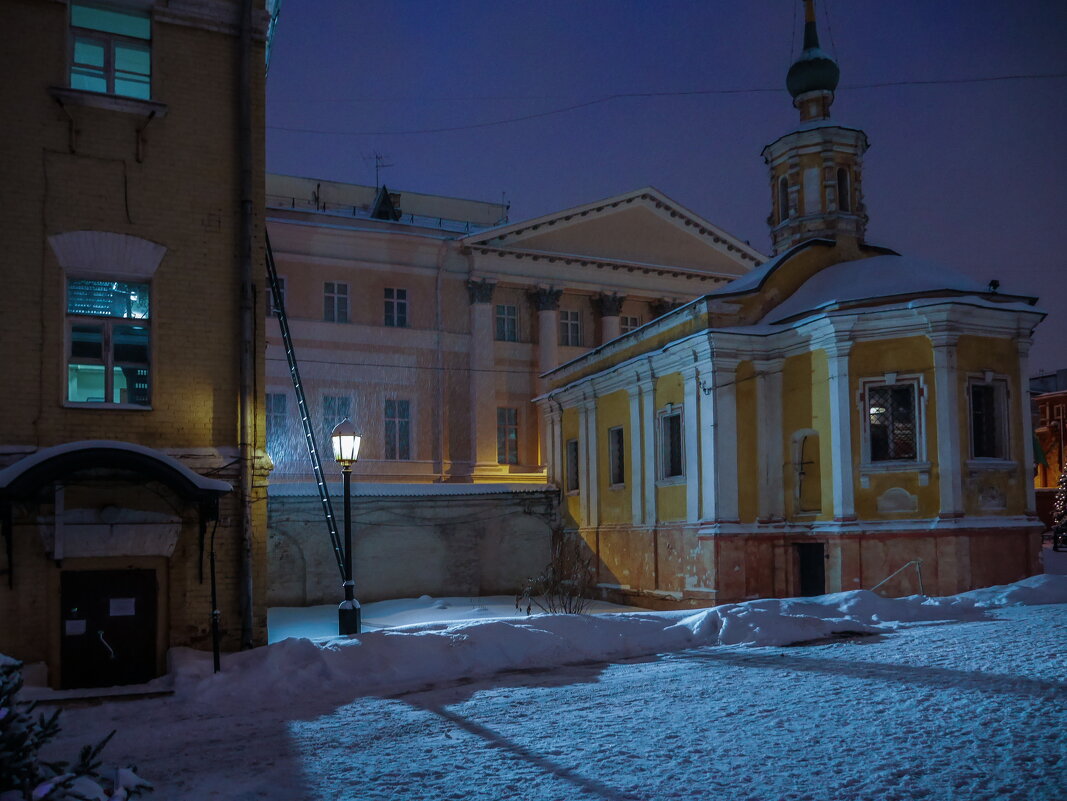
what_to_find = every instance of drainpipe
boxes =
[237,0,256,649]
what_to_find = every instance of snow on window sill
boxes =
[656,475,685,487]
[966,459,1018,471]
[859,461,930,474]
[50,86,168,118]
[63,401,153,411]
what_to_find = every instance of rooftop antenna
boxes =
[373,152,393,188]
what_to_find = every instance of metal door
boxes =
[60,569,157,689]
[794,542,826,597]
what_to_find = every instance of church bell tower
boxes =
[762,0,869,255]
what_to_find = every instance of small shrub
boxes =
[516,536,594,615]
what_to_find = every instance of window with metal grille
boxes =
[620,315,641,334]
[866,383,918,462]
[495,305,518,341]
[66,279,150,406]
[323,282,348,323]
[497,407,519,464]
[384,399,411,460]
[608,426,625,486]
[565,439,579,493]
[70,1,151,100]
[658,408,684,479]
[266,393,287,459]
[559,310,582,346]
[322,395,351,453]
[385,288,408,327]
[970,379,1008,459]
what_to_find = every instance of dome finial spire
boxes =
[802,0,821,50]
[787,0,839,121]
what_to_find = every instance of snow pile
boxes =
[177,575,1067,703]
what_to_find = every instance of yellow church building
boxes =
[536,1,1044,607]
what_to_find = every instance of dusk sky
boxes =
[266,0,1067,373]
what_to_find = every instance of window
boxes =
[384,399,411,460]
[322,395,351,452]
[266,393,287,459]
[969,377,1009,459]
[267,277,286,318]
[837,168,851,213]
[620,316,641,334]
[385,288,408,328]
[497,407,519,464]
[559,310,582,347]
[70,2,151,100]
[865,381,919,462]
[66,278,150,406]
[777,176,789,223]
[658,407,684,480]
[324,282,348,323]
[495,305,518,342]
[565,439,579,493]
[608,426,625,486]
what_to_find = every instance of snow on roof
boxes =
[0,440,231,493]
[760,253,1037,324]
[268,482,554,498]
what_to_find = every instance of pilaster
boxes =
[530,287,562,389]
[627,387,644,525]
[930,332,965,517]
[1017,338,1037,515]
[713,355,740,523]
[755,358,785,521]
[825,339,856,521]
[639,379,657,525]
[682,366,701,523]
[467,279,499,472]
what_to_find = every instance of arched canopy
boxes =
[0,440,231,505]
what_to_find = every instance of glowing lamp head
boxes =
[331,418,361,465]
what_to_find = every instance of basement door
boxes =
[60,570,157,689]
[794,543,826,597]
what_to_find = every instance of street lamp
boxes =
[331,417,362,635]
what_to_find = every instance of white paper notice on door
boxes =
[110,597,136,616]
[65,619,87,636]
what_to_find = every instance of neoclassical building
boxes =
[535,1,1044,606]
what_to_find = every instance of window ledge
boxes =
[63,401,152,411]
[50,86,168,118]
[966,459,1018,471]
[859,461,930,474]
[656,476,685,487]
[608,483,626,491]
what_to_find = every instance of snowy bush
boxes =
[0,658,151,801]
[517,535,594,615]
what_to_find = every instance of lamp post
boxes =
[331,417,362,635]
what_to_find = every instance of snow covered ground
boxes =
[35,570,1067,801]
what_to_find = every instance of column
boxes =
[698,365,717,522]
[930,333,964,517]
[542,404,562,485]
[627,387,644,524]
[756,359,785,522]
[467,279,498,470]
[530,287,562,393]
[593,293,626,344]
[826,342,856,520]
[713,358,740,522]
[683,367,701,523]
[640,379,657,525]
[578,397,599,527]
[1017,339,1037,515]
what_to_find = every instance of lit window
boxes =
[66,278,150,406]
[495,305,518,342]
[323,282,348,323]
[608,426,625,486]
[266,393,287,460]
[70,1,151,100]
[559,310,582,347]
[322,395,351,449]
[565,439,579,493]
[658,407,683,480]
[384,399,411,460]
[865,381,920,462]
[267,276,286,318]
[620,315,641,334]
[385,288,408,328]
[969,378,1009,459]
[497,407,519,464]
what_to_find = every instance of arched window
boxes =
[777,176,789,223]
[837,168,851,212]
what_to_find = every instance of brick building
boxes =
[0,0,272,689]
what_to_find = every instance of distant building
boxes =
[0,0,273,688]
[536,0,1045,606]
[263,175,762,604]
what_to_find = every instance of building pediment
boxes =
[462,188,764,277]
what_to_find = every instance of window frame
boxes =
[559,309,582,347]
[565,439,580,494]
[384,287,409,328]
[64,277,152,409]
[656,405,685,483]
[967,373,1012,462]
[69,1,152,100]
[607,426,625,488]
[384,398,413,460]
[859,375,927,468]
[619,315,641,335]
[496,407,519,465]
[323,281,349,323]
[495,304,518,342]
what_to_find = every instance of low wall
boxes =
[268,486,558,606]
